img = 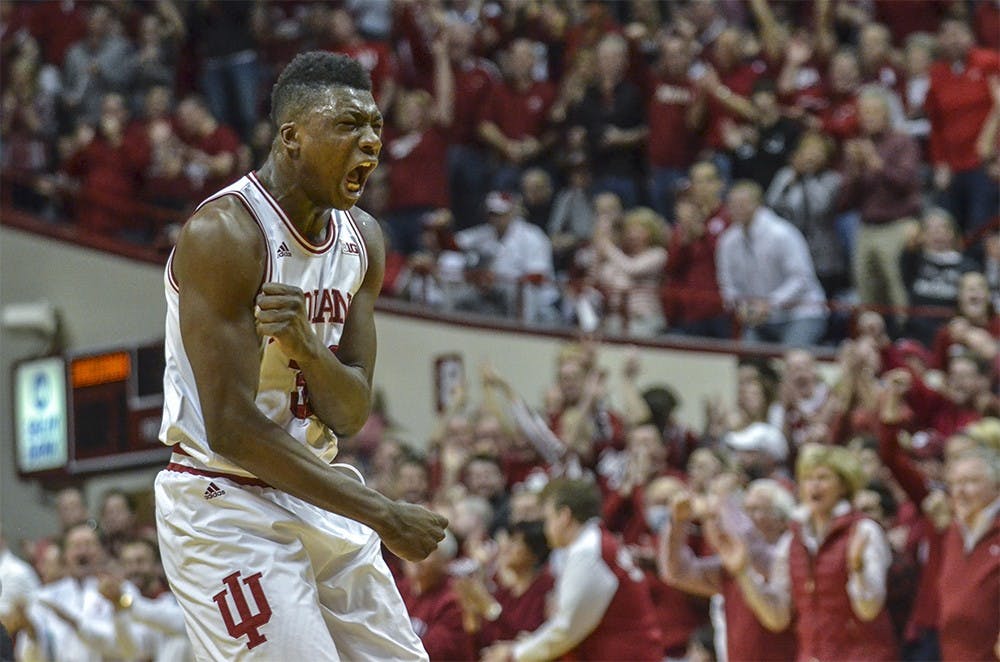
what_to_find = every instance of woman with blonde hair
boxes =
[712,444,899,661]
[591,206,668,336]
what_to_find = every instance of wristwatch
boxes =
[118,593,134,611]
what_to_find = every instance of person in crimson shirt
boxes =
[646,31,700,218]
[888,353,991,440]
[660,480,799,662]
[665,167,731,339]
[398,531,476,662]
[695,27,767,157]
[477,38,557,193]
[326,8,397,111]
[172,95,246,200]
[482,478,663,662]
[63,93,150,240]
[383,36,453,255]
[926,18,1000,235]
[454,520,554,651]
[937,447,1000,662]
[714,445,899,662]
[815,49,863,142]
[444,20,499,230]
[24,0,87,66]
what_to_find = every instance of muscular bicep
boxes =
[173,200,268,448]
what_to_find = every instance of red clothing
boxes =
[977,1,1000,50]
[646,73,698,169]
[703,60,767,150]
[903,372,982,438]
[602,487,651,547]
[397,576,476,662]
[333,41,397,106]
[648,574,708,656]
[926,49,1000,171]
[572,528,663,661]
[385,125,450,212]
[176,123,243,198]
[663,207,728,324]
[64,135,150,235]
[721,573,797,662]
[788,511,899,661]
[818,92,860,141]
[930,314,1000,370]
[452,59,498,146]
[937,511,1000,662]
[478,570,554,648]
[874,0,951,45]
[27,1,87,65]
[480,80,556,141]
[877,422,943,639]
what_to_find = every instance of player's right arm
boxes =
[172,198,446,561]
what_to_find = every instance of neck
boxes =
[255,157,330,241]
[810,508,833,536]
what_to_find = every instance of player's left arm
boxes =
[274,207,385,436]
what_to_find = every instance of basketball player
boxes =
[154,52,448,660]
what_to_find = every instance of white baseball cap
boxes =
[724,422,788,461]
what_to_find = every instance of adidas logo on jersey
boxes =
[277,241,292,258]
[204,482,226,500]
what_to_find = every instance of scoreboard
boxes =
[12,341,168,478]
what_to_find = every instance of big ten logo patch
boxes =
[213,571,272,650]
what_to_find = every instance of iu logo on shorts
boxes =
[212,571,272,650]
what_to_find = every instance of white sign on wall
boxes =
[15,356,68,473]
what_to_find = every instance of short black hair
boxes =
[508,520,551,566]
[270,51,372,125]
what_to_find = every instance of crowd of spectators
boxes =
[1,0,998,346]
[2,331,998,661]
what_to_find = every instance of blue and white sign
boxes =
[15,357,68,473]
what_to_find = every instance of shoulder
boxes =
[348,206,386,267]
[174,195,267,283]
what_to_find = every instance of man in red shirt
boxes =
[926,18,1000,235]
[482,479,663,662]
[664,164,731,338]
[326,8,397,111]
[173,95,246,199]
[445,21,499,230]
[646,32,700,218]
[478,38,557,193]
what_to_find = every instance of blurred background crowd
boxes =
[1,333,999,660]
[1,0,999,661]
[2,0,999,343]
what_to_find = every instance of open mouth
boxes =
[345,160,377,194]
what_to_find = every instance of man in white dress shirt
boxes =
[716,181,828,346]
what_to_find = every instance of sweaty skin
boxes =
[172,85,447,562]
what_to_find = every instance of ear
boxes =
[278,122,300,158]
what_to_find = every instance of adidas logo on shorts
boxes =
[276,241,292,258]
[204,482,226,500]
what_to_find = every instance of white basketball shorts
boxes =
[154,460,428,661]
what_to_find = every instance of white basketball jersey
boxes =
[159,172,369,477]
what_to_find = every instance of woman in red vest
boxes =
[713,445,899,661]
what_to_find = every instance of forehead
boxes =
[311,86,380,119]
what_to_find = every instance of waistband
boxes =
[167,445,271,488]
[166,445,365,487]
